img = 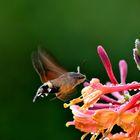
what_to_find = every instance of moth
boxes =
[32,48,86,102]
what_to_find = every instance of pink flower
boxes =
[64,45,140,140]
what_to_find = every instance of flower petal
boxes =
[97,46,118,84]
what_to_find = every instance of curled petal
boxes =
[68,105,98,133]
[106,82,125,102]
[119,92,140,113]
[100,95,120,105]
[119,60,128,84]
[97,46,118,84]
[90,103,119,110]
[93,109,118,130]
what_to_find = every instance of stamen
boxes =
[100,95,120,105]
[63,96,83,108]
[81,132,89,140]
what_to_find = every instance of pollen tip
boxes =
[64,103,69,108]
[65,123,70,127]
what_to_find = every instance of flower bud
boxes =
[133,39,140,70]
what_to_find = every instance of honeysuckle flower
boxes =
[64,45,140,140]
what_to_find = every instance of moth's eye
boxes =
[78,75,86,79]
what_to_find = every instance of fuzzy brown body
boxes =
[50,72,85,100]
[32,47,86,102]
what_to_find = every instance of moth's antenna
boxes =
[77,66,80,73]
[77,59,87,74]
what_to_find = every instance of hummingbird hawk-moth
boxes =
[32,48,86,102]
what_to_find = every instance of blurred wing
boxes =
[32,47,67,83]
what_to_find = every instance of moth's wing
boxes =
[32,51,48,82]
[32,47,67,83]
[38,48,67,80]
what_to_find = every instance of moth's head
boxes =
[69,72,86,84]
[33,81,59,102]
[68,66,86,85]
[32,83,50,102]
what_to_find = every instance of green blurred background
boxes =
[0,0,140,140]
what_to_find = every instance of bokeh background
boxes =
[0,0,140,140]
